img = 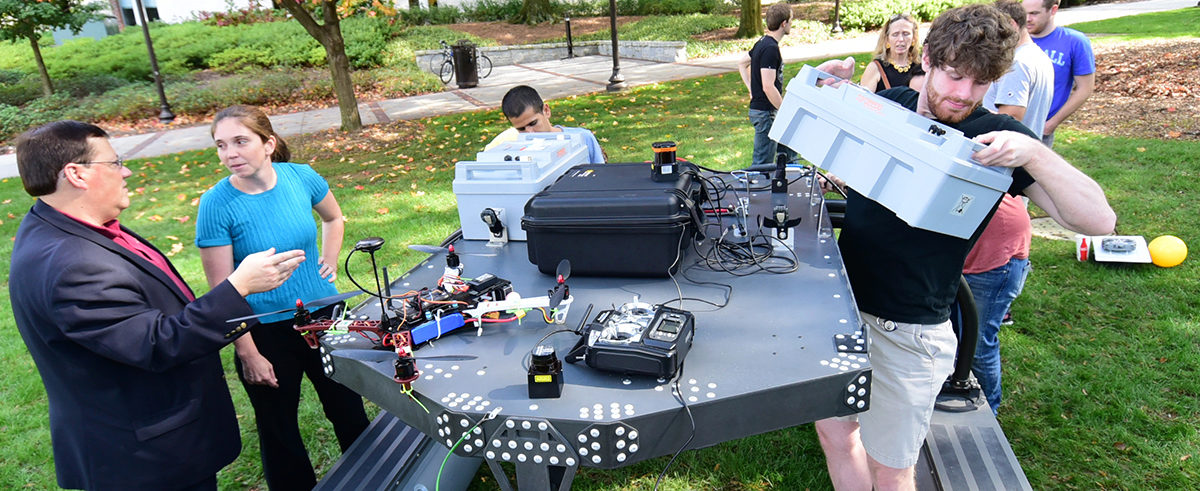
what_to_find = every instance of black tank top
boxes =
[874,59,925,92]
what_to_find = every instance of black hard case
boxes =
[522,163,701,277]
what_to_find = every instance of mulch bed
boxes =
[1072,37,1200,140]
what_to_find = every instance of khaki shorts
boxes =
[836,312,957,469]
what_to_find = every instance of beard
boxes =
[925,81,981,124]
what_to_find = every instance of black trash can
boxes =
[451,40,479,89]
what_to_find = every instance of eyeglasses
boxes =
[79,159,125,170]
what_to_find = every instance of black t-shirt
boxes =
[839,87,1037,324]
[749,35,783,111]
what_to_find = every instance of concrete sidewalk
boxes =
[1,0,1191,179]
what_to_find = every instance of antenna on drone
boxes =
[354,237,390,329]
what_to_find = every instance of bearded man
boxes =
[809,4,1115,490]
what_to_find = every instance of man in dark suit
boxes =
[10,121,307,490]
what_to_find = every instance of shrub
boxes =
[570,13,738,42]
[391,25,496,53]
[451,0,728,22]
[10,15,398,84]
[0,104,29,139]
[636,0,728,15]
[0,71,42,106]
[145,22,229,71]
[364,66,444,98]
[838,0,977,30]
[196,0,290,26]
[342,16,393,68]
[0,42,32,72]
[56,75,130,98]
[0,93,76,139]
[400,6,464,26]
[74,83,159,121]
[49,35,155,82]
[460,0,523,21]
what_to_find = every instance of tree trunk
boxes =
[278,0,362,131]
[736,0,763,39]
[29,35,54,97]
[323,17,362,131]
[513,0,553,25]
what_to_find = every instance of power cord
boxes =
[435,407,501,491]
[652,362,696,491]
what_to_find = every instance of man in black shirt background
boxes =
[738,2,795,168]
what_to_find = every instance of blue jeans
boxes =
[749,109,796,167]
[965,257,1030,414]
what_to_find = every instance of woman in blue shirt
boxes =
[196,105,367,489]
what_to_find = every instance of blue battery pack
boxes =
[410,313,467,344]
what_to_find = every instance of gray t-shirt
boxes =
[983,42,1054,137]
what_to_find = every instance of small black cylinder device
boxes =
[394,356,418,389]
[651,141,679,182]
[527,344,564,399]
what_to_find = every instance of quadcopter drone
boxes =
[227,236,574,388]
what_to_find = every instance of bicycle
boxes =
[430,40,494,85]
[431,40,454,84]
[477,50,493,79]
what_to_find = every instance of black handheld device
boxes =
[566,300,694,378]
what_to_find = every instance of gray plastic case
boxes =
[453,132,588,240]
[770,65,1013,239]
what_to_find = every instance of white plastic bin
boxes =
[454,132,587,240]
[769,65,1013,239]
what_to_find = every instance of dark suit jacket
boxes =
[10,200,257,490]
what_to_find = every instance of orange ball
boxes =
[1148,235,1187,268]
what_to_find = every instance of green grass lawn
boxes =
[1070,7,1200,40]
[2,10,1199,491]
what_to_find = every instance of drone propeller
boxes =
[549,259,571,309]
[556,258,571,281]
[335,349,479,364]
[407,244,496,257]
[309,290,367,309]
[225,290,366,323]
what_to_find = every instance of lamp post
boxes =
[606,0,625,92]
[133,0,174,123]
[831,0,844,34]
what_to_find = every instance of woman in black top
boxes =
[860,13,926,92]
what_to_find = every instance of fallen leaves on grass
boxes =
[290,120,425,165]
[1075,38,1200,140]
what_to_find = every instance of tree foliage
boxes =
[736,0,763,39]
[0,0,102,96]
